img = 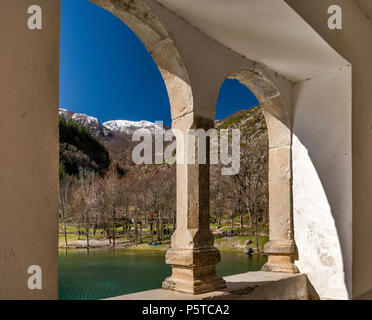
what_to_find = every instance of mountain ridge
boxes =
[59,108,171,167]
[59,106,267,170]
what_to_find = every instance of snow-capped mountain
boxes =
[103,120,165,135]
[59,108,73,118]
[72,113,99,126]
[59,108,169,166]
[59,108,165,136]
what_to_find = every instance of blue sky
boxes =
[59,0,259,126]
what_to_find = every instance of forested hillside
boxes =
[59,116,110,177]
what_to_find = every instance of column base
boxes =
[162,273,226,295]
[261,240,299,274]
[162,247,226,295]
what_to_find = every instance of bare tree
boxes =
[59,176,75,246]
[72,169,98,248]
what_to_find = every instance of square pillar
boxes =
[260,143,298,273]
[261,100,298,273]
[162,113,226,294]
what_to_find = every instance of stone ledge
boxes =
[106,271,318,300]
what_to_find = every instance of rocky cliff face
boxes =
[215,106,268,146]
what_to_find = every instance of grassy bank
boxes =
[59,231,268,254]
[215,234,268,253]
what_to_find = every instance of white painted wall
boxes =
[292,67,352,299]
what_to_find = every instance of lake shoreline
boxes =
[59,238,267,255]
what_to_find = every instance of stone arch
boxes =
[225,67,298,273]
[89,0,193,120]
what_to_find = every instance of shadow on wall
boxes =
[292,67,352,300]
[292,135,349,300]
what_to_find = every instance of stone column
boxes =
[261,98,299,273]
[162,113,226,294]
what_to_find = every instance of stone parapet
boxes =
[109,272,316,300]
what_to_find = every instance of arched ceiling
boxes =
[156,0,348,82]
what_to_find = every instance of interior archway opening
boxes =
[210,78,269,271]
[211,67,298,276]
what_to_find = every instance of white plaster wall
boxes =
[292,67,352,299]
[285,0,372,299]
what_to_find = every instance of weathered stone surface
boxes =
[262,240,299,273]
[163,248,226,294]
[269,178,292,240]
[165,247,221,267]
[160,67,193,119]
[109,272,315,300]
[263,109,291,149]
[229,67,280,102]
[164,114,225,294]
[269,146,291,181]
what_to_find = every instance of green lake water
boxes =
[58,249,267,300]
